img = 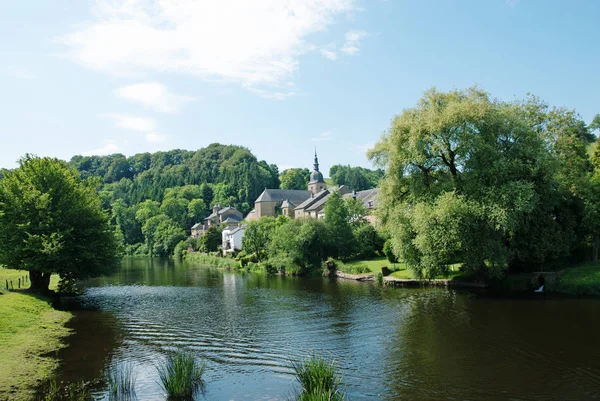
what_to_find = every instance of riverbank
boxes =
[0,269,71,401]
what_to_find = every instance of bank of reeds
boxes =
[292,356,346,401]
[184,252,239,269]
[106,363,136,401]
[157,351,206,399]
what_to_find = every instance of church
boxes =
[245,151,378,221]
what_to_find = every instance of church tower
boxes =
[308,149,326,195]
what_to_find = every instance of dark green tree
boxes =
[0,155,121,292]
[242,217,277,261]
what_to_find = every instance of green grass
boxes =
[157,350,206,399]
[558,262,600,296]
[185,252,239,269]
[0,269,71,401]
[292,356,345,401]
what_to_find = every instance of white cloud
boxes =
[145,132,168,143]
[105,114,157,132]
[246,87,297,100]
[311,131,333,142]
[116,82,194,113]
[341,30,368,55]
[59,0,358,96]
[320,46,338,61]
[82,141,120,156]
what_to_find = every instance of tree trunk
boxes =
[29,270,51,293]
[593,237,599,262]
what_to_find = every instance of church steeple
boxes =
[308,148,326,195]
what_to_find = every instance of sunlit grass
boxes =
[157,350,206,399]
[0,269,71,401]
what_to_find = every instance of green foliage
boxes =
[329,165,383,191]
[324,192,354,259]
[198,225,222,252]
[370,87,599,280]
[0,155,121,292]
[292,356,345,401]
[242,217,277,261]
[280,168,310,190]
[383,240,398,264]
[353,224,385,260]
[558,262,600,295]
[269,219,331,274]
[157,351,205,399]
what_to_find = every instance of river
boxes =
[55,257,600,400]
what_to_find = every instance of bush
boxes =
[173,240,187,259]
[353,224,385,259]
[157,351,206,399]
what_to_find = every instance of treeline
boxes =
[329,165,383,191]
[370,87,600,280]
[68,144,280,256]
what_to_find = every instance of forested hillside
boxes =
[68,143,280,256]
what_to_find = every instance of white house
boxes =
[222,225,246,254]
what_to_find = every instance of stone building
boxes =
[190,204,243,238]
[245,150,379,223]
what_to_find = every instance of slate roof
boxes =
[191,223,203,229]
[295,189,329,211]
[204,211,218,220]
[344,188,379,209]
[255,189,312,204]
[218,206,237,214]
[280,199,296,208]
[305,194,330,212]
[222,216,242,224]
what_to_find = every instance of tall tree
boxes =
[0,155,121,292]
[279,168,310,190]
[369,87,567,279]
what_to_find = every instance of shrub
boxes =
[157,351,206,399]
[292,356,345,401]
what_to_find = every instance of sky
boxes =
[1,0,599,175]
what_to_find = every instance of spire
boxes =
[313,147,319,172]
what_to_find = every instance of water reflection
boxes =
[55,257,600,401]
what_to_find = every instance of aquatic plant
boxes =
[292,356,346,401]
[106,363,136,401]
[157,350,206,399]
[38,379,92,401]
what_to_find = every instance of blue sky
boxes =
[1,0,599,175]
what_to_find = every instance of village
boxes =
[190,151,379,255]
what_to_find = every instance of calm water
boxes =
[56,257,600,401]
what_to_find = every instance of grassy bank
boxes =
[557,262,600,296]
[0,269,71,401]
[184,252,240,269]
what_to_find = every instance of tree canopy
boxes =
[369,87,599,279]
[0,156,121,291]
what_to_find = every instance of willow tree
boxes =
[369,87,566,279]
[0,155,121,292]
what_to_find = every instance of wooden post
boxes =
[5,280,7,290]
[10,281,14,290]
[18,278,21,288]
